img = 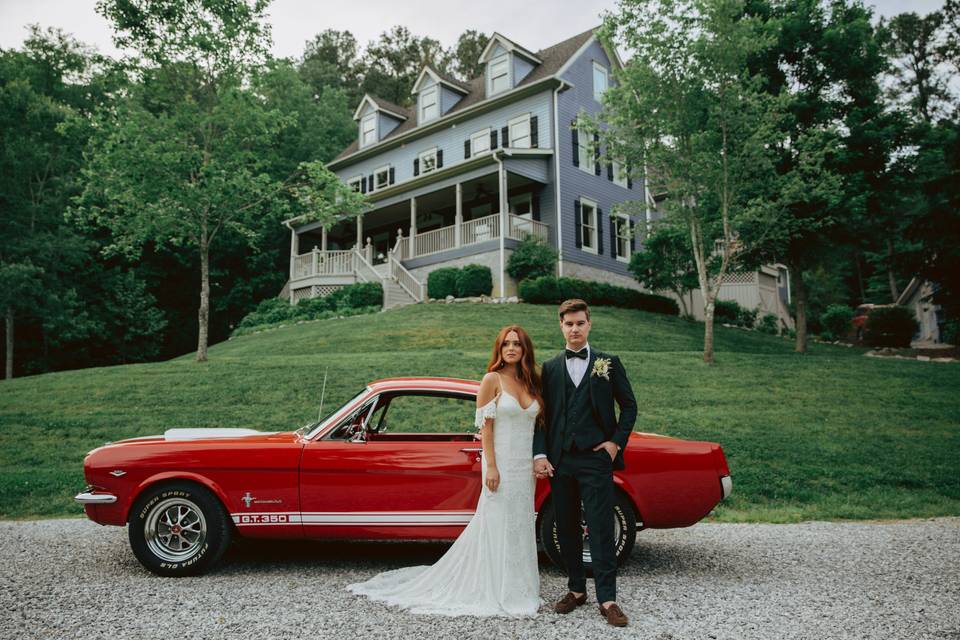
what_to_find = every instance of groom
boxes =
[533,298,637,627]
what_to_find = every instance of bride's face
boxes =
[501,331,523,366]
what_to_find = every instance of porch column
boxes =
[321,227,328,251]
[498,163,507,297]
[409,197,417,257]
[289,227,298,303]
[454,182,463,248]
[356,214,363,252]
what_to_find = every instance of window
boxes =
[580,198,598,253]
[509,193,532,218]
[419,86,438,123]
[593,62,608,102]
[347,176,363,192]
[360,113,377,148]
[418,147,438,174]
[489,53,510,95]
[613,161,628,188]
[577,119,594,174]
[508,113,531,149]
[471,128,491,156]
[374,165,391,191]
[615,213,631,262]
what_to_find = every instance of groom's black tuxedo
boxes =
[533,348,637,470]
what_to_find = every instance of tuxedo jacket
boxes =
[533,348,638,471]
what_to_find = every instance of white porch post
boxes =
[321,227,328,251]
[289,227,298,303]
[498,161,507,297]
[409,197,417,257]
[454,182,463,248]
[356,215,363,251]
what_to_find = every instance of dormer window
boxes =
[419,86,438,122]
[360,113,377,148]
[489,53,510,95]
[593,62,608,102]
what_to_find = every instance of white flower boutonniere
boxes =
[591,357,612,381]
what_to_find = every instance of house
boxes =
[897,277,945,344]
[281,27,647,308]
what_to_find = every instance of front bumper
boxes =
[720,475,733,499]
[75,491,118,505]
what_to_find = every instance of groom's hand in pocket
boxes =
[593,441,618,462]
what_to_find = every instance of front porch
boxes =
[286,166,552,304]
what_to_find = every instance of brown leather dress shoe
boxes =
[553,592,587,614]
[599,602,629,627]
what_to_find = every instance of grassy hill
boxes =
[1,302,958,522]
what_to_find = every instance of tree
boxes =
[449,30,490,81]
[883,11,949,124]
[627,223,700,318]
[360,26,447,105]
[600,0,778,363]
[299,29,362,106]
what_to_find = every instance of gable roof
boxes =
[332,27,597,165]
[479,32,543,65]
[351,93,411,122]
[412,64,471,95]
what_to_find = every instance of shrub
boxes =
[427,267,460,299]
[737,306,758,329]
[820,304,853,339]
[714,300,742,324]
[756,313,779,335]
[518,276,678,316]
[506,237,557,283]
[518,275,561,303]
[330,282,382,309]
[863,305,918,348]
[942,318,959,345]
[456,264,493,297]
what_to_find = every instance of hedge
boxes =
[427,267,460,299]
[234,282,383,333]
[427,265,494,298]
[863,305,918,348]
[505,236,557,282]
[518,276,678,315]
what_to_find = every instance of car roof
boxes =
[368,377,481,394]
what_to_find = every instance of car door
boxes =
[299,391,482,539]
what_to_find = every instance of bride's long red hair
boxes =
[485,325,545,427]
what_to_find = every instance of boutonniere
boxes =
[591,357,612,381]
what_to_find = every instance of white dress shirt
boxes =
[533,343,591,461]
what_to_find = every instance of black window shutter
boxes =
[464,139,471,159]
[490,129,498,149]
[367,175,374,191]
[627,164,633,189]
[571,120,579,167]
[360,178,367,194]
[437,149,443,168]
[530,116,538,147]
[532,194,540,221]
[597,208,604,254]
[413,158,420,176]
[389,167,395,185]
[501,126,509,147]
[594,134,601,176]
[630,220,637,251]
[607,163,614,181]
[574,200,582,248]
[611,216,618,257]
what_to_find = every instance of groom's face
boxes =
[560,311,591,350]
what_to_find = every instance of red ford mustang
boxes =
[76,377,732,576]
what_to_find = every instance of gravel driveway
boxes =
[1,518,958,639]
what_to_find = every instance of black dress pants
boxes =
[550,447,617,603]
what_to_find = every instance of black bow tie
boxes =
[565,348,588,360]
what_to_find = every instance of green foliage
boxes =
[505,237,557,283]
[714,300,741,324]
[455,265,493,297]
[627,223,699,317]
[519,276,678,316]
[863,306,919,348]
[234,282,382,334]
[328,282,383,309]
[757,313,779,335]
[820,304,854,340]
[427,268,460,299]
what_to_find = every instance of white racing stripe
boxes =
[230,511,476,527]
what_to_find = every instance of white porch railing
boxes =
[460,213,502,246]
[507,214,549,243]
[414,225,456,257]
[390,253,425,301]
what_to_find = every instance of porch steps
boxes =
[383,279,419,310]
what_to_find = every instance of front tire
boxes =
[538,491,637,572]
[128,482,232,577]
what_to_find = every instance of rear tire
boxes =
[538,491,637,573]
[128,481,232,577]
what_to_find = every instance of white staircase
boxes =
[383,279,419,309]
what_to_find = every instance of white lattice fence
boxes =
[292,287,313,303]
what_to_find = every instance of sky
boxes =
[0,0,949,62]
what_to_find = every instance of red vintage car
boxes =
[76,377,732,577]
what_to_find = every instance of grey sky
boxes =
[0,0,948,61]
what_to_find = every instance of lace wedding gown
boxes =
[347,388,542,617]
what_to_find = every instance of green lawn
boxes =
[1,302,958,522]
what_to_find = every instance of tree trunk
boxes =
[673,288,690,317]
[703,297,715,364]
[791,267,808,354]
[4,306,12,380]
[196,232,210,363]
[886,238,899,302]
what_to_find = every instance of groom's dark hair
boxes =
[558,298,590,320]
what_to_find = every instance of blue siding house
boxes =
[283,27,647,307]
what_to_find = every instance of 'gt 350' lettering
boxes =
[238,514,288,524]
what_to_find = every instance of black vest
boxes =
[562,368,606,451]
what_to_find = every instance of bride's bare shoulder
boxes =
[477,372,500,406]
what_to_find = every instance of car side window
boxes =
[326,399,375,440]
[377,393,476,433]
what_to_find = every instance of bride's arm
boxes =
[476,372,500,492]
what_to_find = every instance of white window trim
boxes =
[373,164,391,191]
[488,52,511,96]
[577,119,594,175]
[347,175,363,192]
[612,161,628,188]
[360,113,377,148]
[419,85,439,123]
[508,113,532,149]
[418,147,438,174]
[471,127,491,156]
[615,212,631,263]
[580,197,598,255]
[593,61,608,102]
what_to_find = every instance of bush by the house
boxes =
[234,282,383,335]
[455,264,493,297]
[506,236,557,283]
[819,304,853,341]
[519,276,678,316]
[714,299,757,328]
[863,305,918,348]
[329,281,382,309]
[757,313,779,335]
[427,267,460,299]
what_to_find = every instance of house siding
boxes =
[557,38,644,280]
[514,55,535,84]
[440,85,464,114]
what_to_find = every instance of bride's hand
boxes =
[485,466,500,492]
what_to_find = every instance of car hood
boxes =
[109,428,287,445]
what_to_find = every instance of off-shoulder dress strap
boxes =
[474,372,501,430]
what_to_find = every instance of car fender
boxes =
[125,471,232,523]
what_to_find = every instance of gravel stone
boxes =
[1,518,958,639]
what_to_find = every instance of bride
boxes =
[347,325,544,616]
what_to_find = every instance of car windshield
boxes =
[300,387,369,438]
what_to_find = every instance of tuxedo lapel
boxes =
[586,349,600,419]
[555,351,567,408]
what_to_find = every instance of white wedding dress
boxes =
[347,385,542,617]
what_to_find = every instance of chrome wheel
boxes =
[144,497,207,563]
[581,511,624,564]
